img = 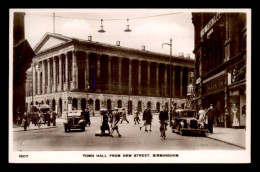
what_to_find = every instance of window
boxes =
[95,99,100,111]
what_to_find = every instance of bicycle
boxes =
[160,121,168,140]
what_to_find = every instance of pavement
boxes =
[206,127,246,148]
[12,117,246,149]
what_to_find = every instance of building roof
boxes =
[34,32,194,63]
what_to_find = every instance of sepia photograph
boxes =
[9,8,251,163]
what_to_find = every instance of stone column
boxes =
[180,66,183,97]
[138,60,142,94]
[118,57,122,93]
[52,57,57,92]
[156,63,159,96]
[47,59,51,93]
[32,63,36,95]
[108,56,112,91]
[65,53,69,91]
[72,51,77,90]
[85,52,89,91]
[42,60,46,94]
[37,62,41,95]
[96,54,101,92]
[128,59,132,94]
[172,66,176,97]
[164,65,168,96]
[147,61,151,95]
[58,55,63,91]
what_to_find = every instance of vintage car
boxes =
[64,110,85,132]
[171,109,208,136]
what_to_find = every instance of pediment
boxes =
[34,33,72,54]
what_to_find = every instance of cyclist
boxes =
[159,106,169,138]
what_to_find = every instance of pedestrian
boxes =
[85,108,91,126]
[198,106,206,123]
[100,110,110,134]
[133,108,140,125]
[121,108,129,124]
[145,108,153,131]
[140,108,148,131]
[110,107,122,137]
[207,104,216,134]
[159,105,169,137]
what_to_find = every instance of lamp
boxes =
[98,19,106,33]
[124,18,132,32]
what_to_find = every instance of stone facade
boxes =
[26,33,195,117]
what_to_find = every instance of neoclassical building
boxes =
[26,33,195,117]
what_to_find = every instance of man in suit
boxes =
[207,104,216,134]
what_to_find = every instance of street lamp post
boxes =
[162,38,173,111]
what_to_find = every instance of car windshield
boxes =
[68,110,82,117]
[179,111,196,118]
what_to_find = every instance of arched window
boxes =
[81,98,86,111]
[36,101,38,105]
[59,98,62,113]
[147,101,151,109]
[88,99,93,105]
[52,99,56,111]
[72,98,78,110]
[46,100,49,105]
[118,100,122,108]
[95,99,100,111]
[128,101,132,114]
[107,99,112,110]
[156,102,160,112]
[138,101,142,112]
[181,103,185,109]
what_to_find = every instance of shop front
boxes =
[201,71,225,127]
[227,60,246,128]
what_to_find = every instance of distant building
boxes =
[192,12,247,128]
[26,33,195,116]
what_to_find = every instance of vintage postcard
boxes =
[9,8,251,163]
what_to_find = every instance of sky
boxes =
[23,9,195,59]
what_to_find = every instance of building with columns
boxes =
[192,13,247,128]
[26,32,195,117]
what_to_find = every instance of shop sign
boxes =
[200,13,222,37]
[202,75,225,95]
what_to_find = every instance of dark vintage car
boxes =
[171,109,208,136]
[64,110,85,132]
